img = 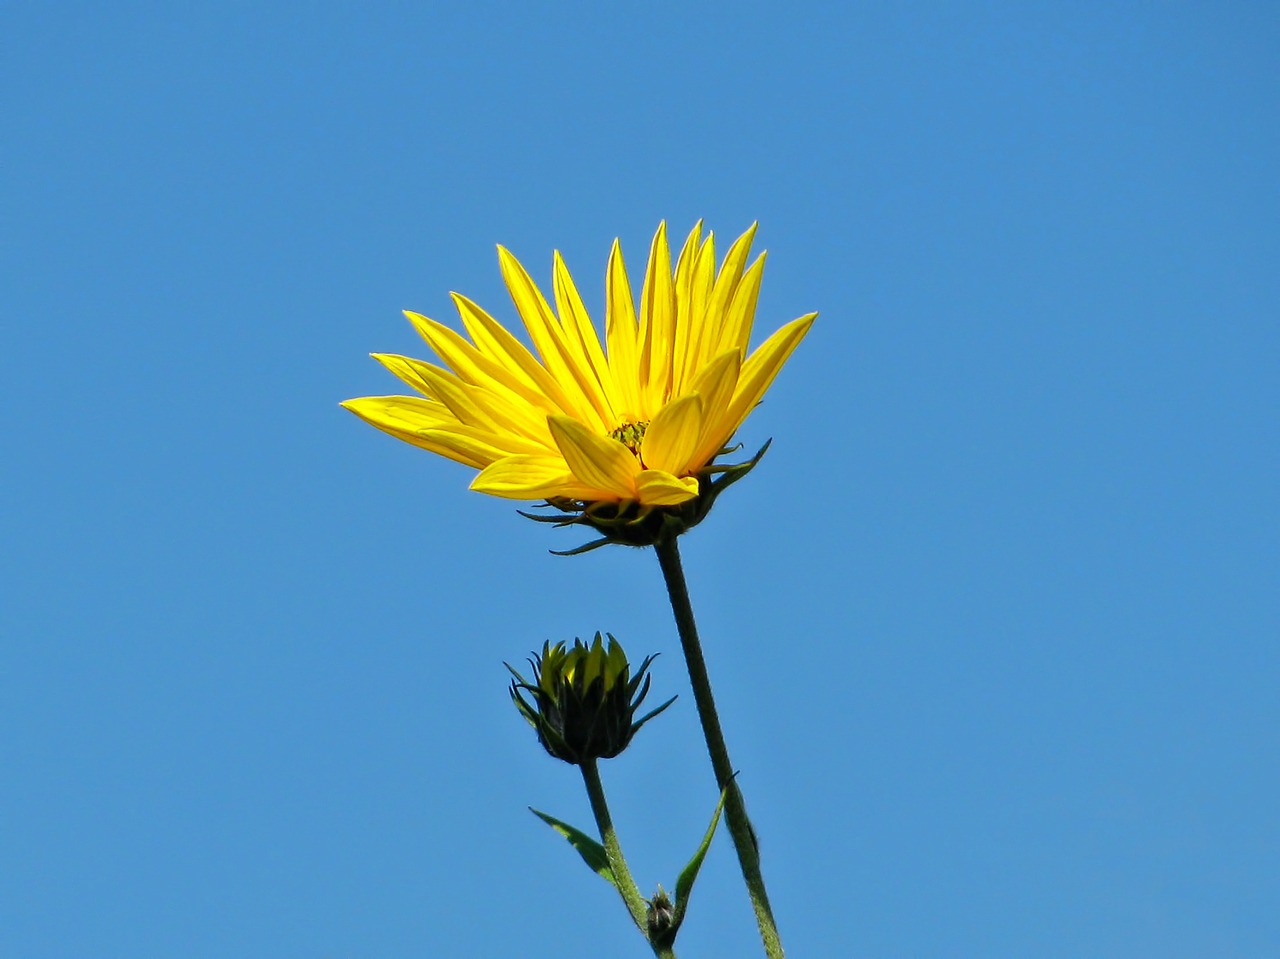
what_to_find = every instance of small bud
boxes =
[507,633,675,765]
[647,885,676,947]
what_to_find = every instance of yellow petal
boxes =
[553,250,618,420]
[451,292,580,417]
[714,253,766,358]
[691,234,715,334]
[393,359,503,433]
[665,222,706,402]
[417,427,537,467]
[344,392,549,459]
[403,310,556,414]
[498,246,605,431]
[471,454,605,501]
[721,313,816,438]
[675,230,716,391]
[686,349,743,469]
[548,415,640,499]
[342,393,454,425]
[635,469,700,506]
[640,393,704,475]
[370,352,436,398]
[342,396,480,468]
[637,222,673,409]
[371,352,543,444]
[700,223,758,367]
[605,238,642,415]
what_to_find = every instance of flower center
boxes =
[609,420,650,455]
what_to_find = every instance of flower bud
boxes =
[647,885,676,947]
[507,633,674,765]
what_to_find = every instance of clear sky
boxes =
[3,3,1277,957]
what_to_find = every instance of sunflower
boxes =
[343,221,814,511]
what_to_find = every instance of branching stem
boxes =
[580,759,677,959]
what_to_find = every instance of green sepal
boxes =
[671,784,730,929]
[702,438,771,493]
[515,508,576,525]
[548,536,612,556]
[529,807,617,889]
[630,694,677,736]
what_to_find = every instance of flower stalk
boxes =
[654,535,784,959]
[580,759,677,959]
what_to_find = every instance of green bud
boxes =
[647,885,676,948]
[507,633,675,765]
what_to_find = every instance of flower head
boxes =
[343,222,815,533]
[507,633,674,765]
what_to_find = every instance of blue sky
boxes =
[3,2,1277,956]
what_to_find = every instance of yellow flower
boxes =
[343,222,815,509]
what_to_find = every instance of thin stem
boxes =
[580,759,676,959]
[654,536,785,959]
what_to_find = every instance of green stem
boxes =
[580,759,676,959]
[654,536,785,959]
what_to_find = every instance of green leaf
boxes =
[672,784,730,927]
[529,807,616,888]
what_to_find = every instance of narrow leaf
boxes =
[672,784,730,926]
[529,807,617,888]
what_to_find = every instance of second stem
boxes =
[653,536,785,959]
[580,758,676,959]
